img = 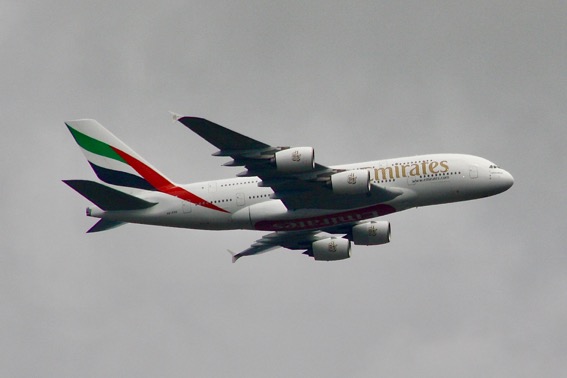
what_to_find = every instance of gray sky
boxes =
[2,1,566,377]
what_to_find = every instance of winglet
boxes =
[169,111,182,122]
[227,250,239,263]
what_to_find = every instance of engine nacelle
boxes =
[352,221,391,246]
[275,147,315,173]
[331,169,371,195]
[312,237,351,261]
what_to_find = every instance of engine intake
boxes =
[331,169,371,195]
[312,237,351,261]
[275,147,315,173]
[352,221,391,245]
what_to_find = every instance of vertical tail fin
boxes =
[65,119,230,214]
[65,119,170,191]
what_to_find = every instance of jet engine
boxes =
[331,169,371,195]
[312,237,351,261]
[275,147,315,173]
[352,221,391,245]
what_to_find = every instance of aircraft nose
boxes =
[500,170,514,191]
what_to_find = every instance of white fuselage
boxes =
[88,154,514,231]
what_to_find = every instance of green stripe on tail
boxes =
[66,124,126,163]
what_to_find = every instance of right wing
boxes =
[229,221,365,262]
[229,230,331,263]
[176,116,337,209]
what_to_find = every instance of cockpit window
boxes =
[489,164,500,169]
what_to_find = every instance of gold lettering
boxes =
[375,159,449,179]
[409,164,420,176]
[439,160,449,173]
[374,167,394,181]
[429,161,439,174]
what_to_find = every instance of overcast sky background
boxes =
[2,1,566,377]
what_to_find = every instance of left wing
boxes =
[176,116,400,209]
[176,116,337,209]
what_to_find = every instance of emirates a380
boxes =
[63,115,514,262]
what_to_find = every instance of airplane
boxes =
[63,115,514,262]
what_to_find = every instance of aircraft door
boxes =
[182,201,192,213]
[236,193,246,206]
[469,165,478,179]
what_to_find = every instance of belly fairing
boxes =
[245,201,397,231]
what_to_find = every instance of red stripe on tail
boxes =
[112,147,229,213]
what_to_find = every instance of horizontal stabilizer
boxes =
[63,180,157,211]
[87,219,125,233]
